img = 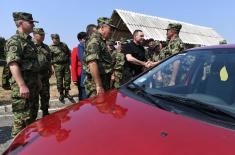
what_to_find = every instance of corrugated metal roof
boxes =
[112,9,224,46]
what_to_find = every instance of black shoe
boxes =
[59,94,65,102]
[65,92,76,103]
[43,110,49,117]
[65,93,73,100]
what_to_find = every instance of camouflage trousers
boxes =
[54,64,71,93]
[111,71,123,89]
[84,73,111,98]
[1,64,11,90]
[38,75,50,114]
[11,82,39,137]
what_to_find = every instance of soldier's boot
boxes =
[59,92,65,103]
[42,109,49,117]
[65,91,73,100]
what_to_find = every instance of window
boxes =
[132,48,235,111]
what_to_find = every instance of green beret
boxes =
[166,23,182,31]
[13,12,38,23]
[51,34,60,39]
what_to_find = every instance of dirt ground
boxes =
[0,66,78,106]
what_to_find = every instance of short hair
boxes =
[133,30,143,37]
[86,24,97,35]
[148,38,154,42]
[77,32,87,41]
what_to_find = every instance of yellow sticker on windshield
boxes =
[220,66,228,81]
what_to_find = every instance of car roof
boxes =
[187,44,235,51]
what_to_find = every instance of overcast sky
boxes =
[1,0,234,48]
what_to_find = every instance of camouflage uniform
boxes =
[155,23,185,87]
[111,50,125,88]
[159,23,185,61]
[83,17,115,97]
[83,32,113,97]
[106,39,124,88]
[0,37,11,90]
[49,34,71,96]
[146,41,161,62]
[33,28,52,116]
[5,12,40,137]
[145,49,153,61]
[151,53,160,62]
[0,37,6,60]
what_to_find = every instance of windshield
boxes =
[130,48,235,114]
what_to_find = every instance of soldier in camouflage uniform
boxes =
[159,23,185,61]
[49,34,73,102]
[5,12,40,137]
[0,37,11,90]
[0,37,6,60]
[106,39,115,53]
[86,24,97,38]
[110,41,125,89]
[155,23,185,86]
[83,17,115,97]
[33,28,52,116]
[146,40,162,63]
[145,39,155,62]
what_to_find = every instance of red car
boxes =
[4,44,235,155]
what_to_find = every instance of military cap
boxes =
[13,12,38,23]
[33,28,45,35]
[97,17,116,29]
[51,34,60,39]
[166,23,182,31]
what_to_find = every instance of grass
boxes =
[0,66,78,106]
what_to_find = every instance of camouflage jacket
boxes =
[34,42,52,73]
[159,36,184,61]
[49,42,70,64]
[112,50,124,71]
[0,37,6,60]
[146,51,160,62]
[145,48,154,61]
[111,50,125,78]
[152,53,160,62]
[83,32,113,75]
[5,30,39,84]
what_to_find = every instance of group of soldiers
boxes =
[83,19,186,98]
[1,12,75,137]
[1,10,225,138]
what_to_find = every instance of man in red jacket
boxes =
[71,32,87,100]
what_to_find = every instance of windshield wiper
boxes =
[127,82,173,112]
[151,93,235,124]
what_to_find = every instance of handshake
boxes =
[144,61,160,68]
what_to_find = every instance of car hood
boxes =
[4,89,235,155]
